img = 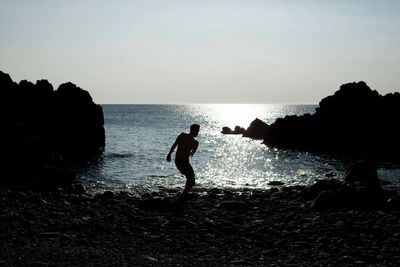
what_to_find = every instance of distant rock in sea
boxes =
[221,126,246,135]
[242,81,400,160]
[0,70,105,187]
[221,119,269,138]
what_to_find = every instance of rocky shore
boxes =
[224,82,400,161]
[2,72,400,266]
[1,184,400,266]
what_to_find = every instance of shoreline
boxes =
[1,185,400,266]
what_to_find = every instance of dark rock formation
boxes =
[0,70,105,187]
[221,126,246,135]
[243,81,400,160]
[243,118,269,139]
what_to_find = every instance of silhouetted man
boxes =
[167,124,200,195]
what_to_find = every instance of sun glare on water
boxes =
[201,104,270,129]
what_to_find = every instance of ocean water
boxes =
[79,104,400,192]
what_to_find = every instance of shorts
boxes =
[175,159,194,178]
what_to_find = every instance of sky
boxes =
[1,0,400,104]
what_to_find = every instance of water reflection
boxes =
[80,104,351,192]
[200,104,272,128]
[194,104,316,129]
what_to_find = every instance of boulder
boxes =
[307,163,386,210]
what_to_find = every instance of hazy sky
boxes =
[1,1,399,104]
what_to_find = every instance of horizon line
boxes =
[98,102,319,105]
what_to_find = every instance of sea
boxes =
[79,104,400,193]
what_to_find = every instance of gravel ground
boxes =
[1,186,400,266]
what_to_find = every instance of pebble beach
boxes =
[1,185,400,266]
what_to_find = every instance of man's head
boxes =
[190,124,200,137]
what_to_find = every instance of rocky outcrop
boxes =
[221,119,270,138]
[51,82,105,162]
[239,81,400,160]
[243,118,269,139]
[0,70,105,187]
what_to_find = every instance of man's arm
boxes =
[190,140,199,157]
[166,134,182,162]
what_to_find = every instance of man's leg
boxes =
[183,163,195,194]
[183,172,195,194]
[176,160,195,195]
